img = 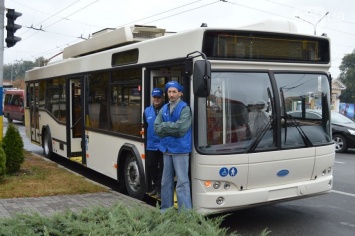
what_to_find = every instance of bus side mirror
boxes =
[193,60,211,97]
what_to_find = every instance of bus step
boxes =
[69,156,82,164]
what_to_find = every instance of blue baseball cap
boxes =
[165,81,184,92]
[151,88,163,97]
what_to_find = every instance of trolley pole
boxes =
[0,0,5,141]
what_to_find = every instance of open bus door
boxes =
[144,68,185,197]
[68,77,85,164]
[28,83,40,143]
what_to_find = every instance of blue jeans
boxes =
[161,154,192,212]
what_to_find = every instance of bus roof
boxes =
[63,25,166,59]
[25,21,330,81]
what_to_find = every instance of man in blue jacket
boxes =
[143,88,164,198]
[154,81,192,212]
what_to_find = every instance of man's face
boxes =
[152,96,163,107]
[167,87,182,102]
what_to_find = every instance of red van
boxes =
[3,89,25,124]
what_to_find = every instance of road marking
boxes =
[340,222,355,228]
[334,161,345,164]
[332,190,355,197]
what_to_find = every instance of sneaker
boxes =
[148,189,157,196]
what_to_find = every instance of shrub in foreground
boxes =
[2,123,24,174]
[0,203,240,236]
[0,143,6,181]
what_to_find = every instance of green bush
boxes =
[0,142,6,181]
[0,203,239,236]
[2,123,24,174]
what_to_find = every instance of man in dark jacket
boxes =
[154,81,192,212]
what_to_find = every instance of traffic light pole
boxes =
[0,0,5,141]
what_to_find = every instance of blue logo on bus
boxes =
[277,169,289,177]
[219,167,229,177]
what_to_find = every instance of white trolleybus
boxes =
[25,21,334,214]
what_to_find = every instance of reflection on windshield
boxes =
[276,74,331,148]
[197,72,332,154]
[200,72,275,153]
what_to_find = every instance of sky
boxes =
[3,0,355,78]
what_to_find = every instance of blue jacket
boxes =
[144,106,160,150]
[154,101,192,154]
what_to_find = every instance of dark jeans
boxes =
[146,150,163,192]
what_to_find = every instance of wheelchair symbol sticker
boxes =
[219,167,229,177]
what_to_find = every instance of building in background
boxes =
[331,79,346,112]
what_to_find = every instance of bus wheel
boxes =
[124,154,145,200]
[43,130,53,159]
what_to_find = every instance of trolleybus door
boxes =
[68,78,84,163]
[145,69,182,191]
[151,69,182,100]
[29,82,40,143]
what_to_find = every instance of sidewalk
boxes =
[0,191,150,218]
[1,120,152,219]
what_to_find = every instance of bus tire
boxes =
[123,154,145,200]
[43,130,53,159]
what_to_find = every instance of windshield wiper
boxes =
[287,114,313,147]
[247,115,274,152]
[280,87,313,147]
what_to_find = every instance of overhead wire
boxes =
[6,0,355,66]
[7,0,219,62]
[115,0,204,28]
[18,0,100,43]
[16,0,83,37]
[140,1,220,26]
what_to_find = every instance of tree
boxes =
[0,143,6,181]
[339,50,355,103]
[2,56,45,82]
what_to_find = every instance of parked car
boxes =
[330,111,355,153]
[3,89,25,125]
[288,110,355,153]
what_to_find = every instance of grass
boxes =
[0,150,109,199]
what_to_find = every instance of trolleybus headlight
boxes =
[328,180,332,187]
[322,169,326,176]
[327,167,331,174]
[213,181,221,189]
[216,197,224,205]
[224,182,230,190]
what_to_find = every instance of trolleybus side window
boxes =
[86,68,142,137]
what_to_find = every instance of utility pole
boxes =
[0,0,5,141]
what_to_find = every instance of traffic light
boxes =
[5,9,22,48]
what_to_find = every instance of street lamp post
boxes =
[295,12,329,35]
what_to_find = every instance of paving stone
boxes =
[0,191,151,218]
